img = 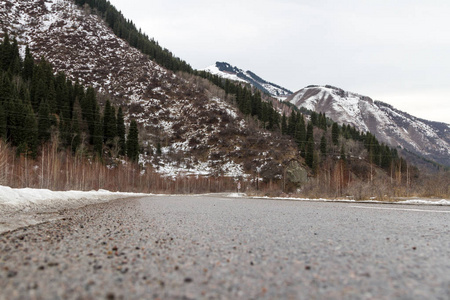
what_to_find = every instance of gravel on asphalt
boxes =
[1,195,449,299]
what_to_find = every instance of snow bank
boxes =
[0,185,146,213]
[247,195,450,205]
[402,199,450,205]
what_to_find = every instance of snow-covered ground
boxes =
[249,195,450,206]
[0,186,147,213]
[0,185,148,233]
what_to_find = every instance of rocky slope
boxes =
[202,62,293,99]
[1,0,298,178]
[288,85,450,167]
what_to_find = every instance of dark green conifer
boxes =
[332,122,339,146]
[116,107,126,155]
[1,32,11,71]
[340,144,346,162]
[17,103,38,158]
[93,107,103,155]
[103,100,116,146]
[281,113,287,135]
[0,104,6,140]
[37,100,51,143]
[305,122,314,168]
[320,134,327,157]
[22,46,34,81]
[126,119,139,161]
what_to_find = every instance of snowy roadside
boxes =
[0,186,148,234]
[226,194,450,206]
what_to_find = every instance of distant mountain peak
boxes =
[288,85,450,167]
[202,62,293,99]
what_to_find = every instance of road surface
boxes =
[1,195,449,299]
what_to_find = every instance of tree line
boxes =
[0,33,139,161]
[74,0,193,73]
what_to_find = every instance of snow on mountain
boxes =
[288,85,450,167]
[1,0,297,178]
[202,62,293,99]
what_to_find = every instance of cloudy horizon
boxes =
[108,0,450,124]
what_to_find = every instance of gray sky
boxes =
[108,0,450,124]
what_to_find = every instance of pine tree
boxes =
[71,96,86,152]
[311,111,318,126]
[10,38,22,75]
[332,122,339,146]
[17,103,38,158]
[116,106,126,155]
[0,104,6,140]
[0,73,13,105]
[82,86,99,145]
[93,107,103,155]
[287,111,296,137]
[126,119,139,161]
[156,141,162,156]
[103,100,116,146]
[71,113,81,153]
[340,144,346,162]
[281,113,287,135]
[305,122,314,168]
[22,46,34,81]
[318,112,327,130]
[1,32,11,71]
[295,114,306,156]
[37,100,51,143]
[320,134,327,157]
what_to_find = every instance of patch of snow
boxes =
[0,185,146,213]
[401,199,450,205]
[0,185,148,233]
[227,193,246,198]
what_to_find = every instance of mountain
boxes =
[287,85,450,167]
[202,62,293,99]
[1,0,298,178]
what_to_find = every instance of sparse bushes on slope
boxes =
[74,0,193,74]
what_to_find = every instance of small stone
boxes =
[305,266,311,270]
[27,282,38,290]
[184,277,193,283]
[106,292,115,300]
[7,270,17,278]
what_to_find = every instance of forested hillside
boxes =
[73,0,193,73]
[0,33,138,161]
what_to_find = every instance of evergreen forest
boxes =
[0,32,139,162]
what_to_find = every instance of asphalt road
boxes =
[1,195,449,299]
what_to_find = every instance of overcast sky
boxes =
[108,0,450,124]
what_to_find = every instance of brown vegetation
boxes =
[0,140,239,194]
[0,138,447,199]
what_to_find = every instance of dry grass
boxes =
[0,140,238,194]
[0,139,448,199]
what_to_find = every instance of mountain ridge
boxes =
[202,62,293,99]
[287,85,450,167]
